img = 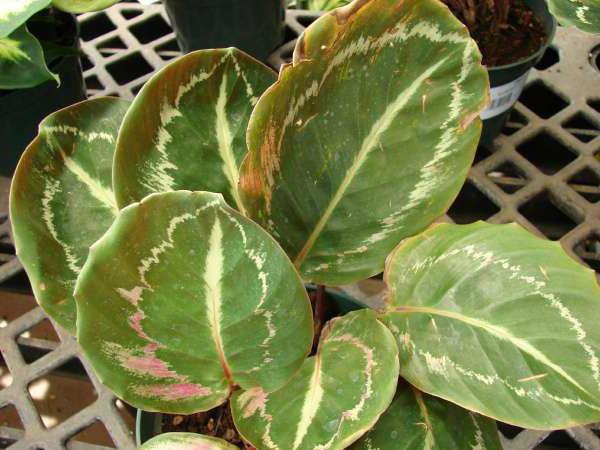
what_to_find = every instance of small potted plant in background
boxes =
[161,0,285,62]
[10,0,600,448]
[0,0,118,177]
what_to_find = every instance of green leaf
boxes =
[547,0,600,33]
[0,0,50,38]
[289,0,351,10]
[139,432,239,450]
[75,191,313,414]
[239,0,489,285]
[232,309,399,450]
[0,25,58,90]
[10,97,129,331]
[113,48,277,213]
[51,0,119,13]
[350,385,502,450]
[382,222,600,429]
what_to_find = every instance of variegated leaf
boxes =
[350,385,502,450]
[382,222,600,429]
[51,0,119,13]
[0,25,58,89]
[0,0,49,38]
[75,191,313,413]
[239,0,489,285]
[232,309,399,450]
[547,0,600,33]
[113,48,277,212]
[10,97,129,331]
[139,432,239,450]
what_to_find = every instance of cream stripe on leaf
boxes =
[350,386,502,450]
[239,0,489,285]
[382,222,600,429]
[139,432,239,450]
[547,0,600,33]
[232,309,399,450]
[113,48,277,212]
[75,191,313,414]
[10,97,130,331]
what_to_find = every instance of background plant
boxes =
[10,0,600,448]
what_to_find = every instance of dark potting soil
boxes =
[161,403,254,449]
[444,0,547,67]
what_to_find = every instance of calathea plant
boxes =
[10,0,600,448]
[0,0,119,89]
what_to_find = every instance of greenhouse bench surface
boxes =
[0,1,599,449]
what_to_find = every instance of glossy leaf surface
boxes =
[548,0,600,33]
[139,432,239,450]
[10,97,129,330]
[76,191,313,413]
[232,309,399,450]
[113,48,277,212]
[0,25,58,89]
[51,0,119,13]
[0,0,49,37]
[351,386,502,450]
[383,222,600,429]
[239,0,489,284]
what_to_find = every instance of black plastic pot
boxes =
[480,0,556,146]
[134,286,366,445]
[0,12,86,177]
[163,0,285,62]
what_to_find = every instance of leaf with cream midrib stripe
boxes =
[10,97,129,331]
[232,309,399,450]
[0,0,49,38]
[239,0,489,285]
[547,0,600,34]
[113,48,277,212]
[75,191,313,413]
[350,385,502,450]
[139,432,239,450]
[382,221,600,429]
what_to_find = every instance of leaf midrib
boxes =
[394,305,590,395]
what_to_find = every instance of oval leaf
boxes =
[75,191,313,413]
[232,309,399,450]
[0,0,50,37]
[382,222,600,429]
[547,0,600,34]
[113,48,277,212]
[0,25,58,89]
[51,0,119,13]
[239,0,489,285]
[350,385,502,450]
[10,97,129,330]
[140,432,239,450]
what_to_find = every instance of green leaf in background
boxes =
[139,433,239,450]
[287,0,351,10]
[113,48,277,213]
[350,385,502,450]
[51,0,119,13]
[547,0,600,33]
[382,222,600,429]
[0,25,58,90]
[75,191,313,413]
[10,97,129,331]
[239,0,489,285]
[232,309,399,450]
[0,0,50,38]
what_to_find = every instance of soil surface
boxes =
[443,0,548,66]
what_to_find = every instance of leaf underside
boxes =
[113,48,277,213]
[232,309,399,450]
[139,432,239,450]
[75,191,313,414]
[547,0,600,33]
[0,25,58,90]
[10,97,130,331]
[383,222,600,429]
[350,385,502,450]
[239,0,489,285]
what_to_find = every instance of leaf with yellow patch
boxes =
[140,432,239,450]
